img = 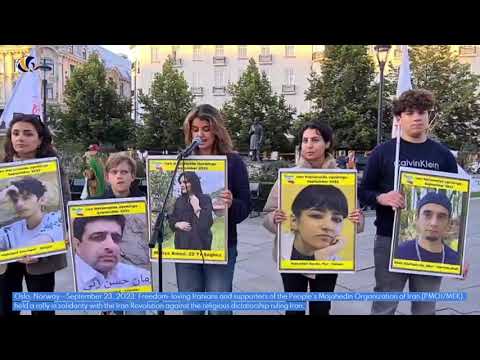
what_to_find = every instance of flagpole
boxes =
[393,124,401,191]
[393,45,412,192]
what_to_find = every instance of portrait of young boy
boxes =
[0,176,64,251]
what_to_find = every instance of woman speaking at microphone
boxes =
[175,104,251,315]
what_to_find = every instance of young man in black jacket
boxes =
[359,89,458,315]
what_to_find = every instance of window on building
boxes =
[172,45,180,59]
[70,64,75,76]
[214,68,225,87]
[69,45,74,54]
[285,68,295,85]
[193,45,202,60]
[46,86,54,99]
[260,46,270,56]
[82,48,87,60]
[151,47,161,63]
[215,45,224,57]
[192,72,200,88]
[285,45,295,57]
[42,58,55,75]
[0,57,4,74]
[120,82,124,96]
[238,45,247,59]
[459,45,476,56]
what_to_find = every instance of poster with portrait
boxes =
[147,155,228,264]
[278,169,357,273]
[390,167,470,278]
[68,197,153,292]
[0,157,68,264]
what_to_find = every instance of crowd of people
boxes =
[0,89,469,316]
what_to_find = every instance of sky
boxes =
[102,45,132,60]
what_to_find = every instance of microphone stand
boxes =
[149,151,186,315]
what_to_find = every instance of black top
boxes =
[90,185,146,200]
[395,239,459,265]
[291,246,315,261]
[225,152,252,248]
[168,193,214,250]
[359,138,458,237]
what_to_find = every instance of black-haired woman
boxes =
[0,113,70,316]
[168,172,214,250]
[263,120,364,315]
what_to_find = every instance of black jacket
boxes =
[90,185,146,200]
[168,193,213,250]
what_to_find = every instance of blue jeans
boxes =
[175,246,237,315]
[371,235,442,315]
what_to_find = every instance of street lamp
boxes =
[374,45,391,145]
[36,59,52,126]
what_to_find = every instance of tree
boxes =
[409,45,480,150]
[222,58,295,153]
[136,57,194,151]
[51,53,134,151]
[305,45,394,150]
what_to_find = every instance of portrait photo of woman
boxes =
[168,172,214,251]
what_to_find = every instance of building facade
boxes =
[0,45,131,116]
[130,45,322,121]
[132,45,480,121]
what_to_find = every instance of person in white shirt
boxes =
[0,177,64,251]
[72,215,151,291]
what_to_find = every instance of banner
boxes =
[0,158,67,264]
[390,167,470,278]
[278,169,357,273]
[68,197,153,292]
[0,48,42,128]
[147,156,228,264]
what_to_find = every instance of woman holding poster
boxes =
[0,113,70,317]
[175,104,251,315]
[263,120,364,315]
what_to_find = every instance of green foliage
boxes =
[222,58,295,153]
[50,53,134,151]
[55,141,87,179]
[148,170,176,240]
[305,45,393,150]
[136,57,194,151]
[248,159,293,183]
[409,45,480,149]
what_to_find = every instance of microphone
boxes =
[179,137,203,158]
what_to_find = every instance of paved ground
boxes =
[38,198,480,315]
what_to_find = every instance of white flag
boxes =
[392,45,412,138]
[0,47,42,129]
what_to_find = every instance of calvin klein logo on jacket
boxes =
[398,159,440,170]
